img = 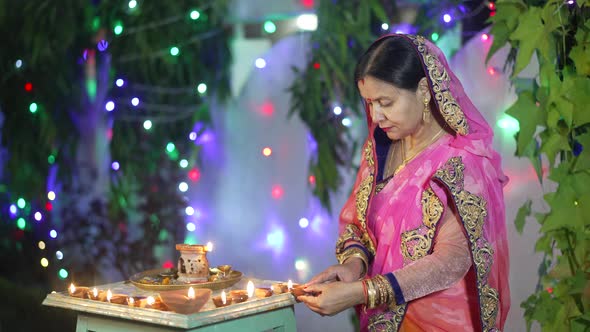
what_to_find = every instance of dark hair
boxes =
[354,36,425,91]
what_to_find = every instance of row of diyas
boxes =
[68,284,165,309]
[210,279,302,307]
[67,279,307,314]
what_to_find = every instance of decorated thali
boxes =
[130,268,242,291]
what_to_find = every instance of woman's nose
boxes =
[371,108,384,122]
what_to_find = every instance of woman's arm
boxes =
[392,206,472,303]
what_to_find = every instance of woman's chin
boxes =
[385,131,399,141]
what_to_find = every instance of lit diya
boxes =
[272,280,299,294]
[106,289,128,305]
[87,287,103,301]
[159,287,211,314]
[271,282,289,294]
[228,290,248,303]
[212,290,232,308]
[254,288,273,298]
[138,295,167,310]
[68,284,89,298]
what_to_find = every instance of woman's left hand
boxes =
[297,281,365,316]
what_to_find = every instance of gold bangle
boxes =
[372,275,384,306]
[373,275,395,306]
[336,248,368,279]
[366,279,377,309]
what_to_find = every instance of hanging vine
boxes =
[488,0,589,330]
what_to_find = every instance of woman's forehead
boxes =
[358,76,400,99]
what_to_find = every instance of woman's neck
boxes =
[401,121,445,155]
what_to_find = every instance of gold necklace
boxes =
[394,128,446,176]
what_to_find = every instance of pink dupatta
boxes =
[335,35,510,332]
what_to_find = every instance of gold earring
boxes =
[422,98,430,122]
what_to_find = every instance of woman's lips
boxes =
[380,127,392,132]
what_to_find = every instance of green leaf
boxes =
[569,46,590,76]
[540,2,562,34]
[515,200,532,234]
[509,7,553,76]
[563,76,590,126]
[540,132,569,167]
[535,233,552,253]
[571,317,590,332]
[542,173,590,233]
[548,255,572,279]
[506,91,543,155]
[368,0,388,24]
[523,138,543,182]
[573,132,590,172]
[493,0,527,30]
[547,109,560,130]
[487,22,511,63]
[569,26,590,75]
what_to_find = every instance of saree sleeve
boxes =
[391,207,472,303]
[335,139,376,258]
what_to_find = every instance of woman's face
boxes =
[357,75,427,141]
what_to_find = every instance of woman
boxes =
[298,34,510,332]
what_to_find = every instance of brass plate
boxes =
[130,268,242,291]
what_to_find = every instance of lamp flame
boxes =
[206,242,213,252]
[287,280,293,291]
[247,280,255,298]
[146,296,155,306]
[92,288,98,298]
[188,287,195,299]
[69,283,76,294]
[221,290,227,305]
[106,289,112,302]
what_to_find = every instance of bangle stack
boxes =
[361,274,395,309]
[336,247,369,279]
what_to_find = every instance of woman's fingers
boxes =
[297,294,325,315]
[306,269,336,286]
[302,283,322,294]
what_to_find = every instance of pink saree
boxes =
[336,35,510,332]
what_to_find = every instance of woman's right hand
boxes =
[305,257,365,285]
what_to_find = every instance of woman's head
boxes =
[355,35,436,140]
[354,35,425,91]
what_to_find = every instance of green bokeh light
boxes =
[143,120,153,130]
[497,114,520,133]
[190,10,200,20]
[166,142,176,153]
[92,17,101,31]
[264,21,276,34]
[17,218,26,230]
[114,23,124,35]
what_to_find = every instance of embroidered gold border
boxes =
[406,35,469,136]
[368,303,407,332]
[368,188,442,331]
[434,156,500,332]
[335,140,376,256]
[400,188,444,263]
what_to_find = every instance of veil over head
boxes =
[338,34,510,331]
[365,34,506,181]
